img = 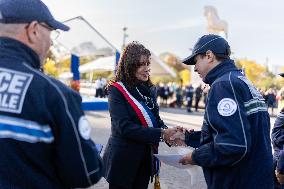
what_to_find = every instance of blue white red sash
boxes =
[112,81,160,177]
[112,82,158,128]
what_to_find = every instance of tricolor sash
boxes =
[112,82,161,179]
[112,82,158,129]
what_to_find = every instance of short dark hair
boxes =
[110,41,152,88]
[198,52,229,62]
[215,54,229,62]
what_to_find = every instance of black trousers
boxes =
[195,97,201,111]
[95,88,104,98]
[109,148,151,189]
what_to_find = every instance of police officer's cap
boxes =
[0,0,69,31]
[182,34,231,65]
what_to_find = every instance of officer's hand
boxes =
[276,170,284,184]
[179,152,196,165]
[169,130,186,146]
[175,126,195,134]
[163,127,184,146]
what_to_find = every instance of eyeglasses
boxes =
[39,23,60,40]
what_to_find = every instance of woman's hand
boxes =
[162,127,186,146]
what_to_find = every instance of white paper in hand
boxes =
[177,147,207,189]
[154,154,193,169]
[155,147,206,188]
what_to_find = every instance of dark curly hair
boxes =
[110,41,152,88]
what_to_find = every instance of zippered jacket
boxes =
[0,37,103,189]
[191,60,273,189]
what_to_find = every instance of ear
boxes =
[205,50,215,63]
[25,21,39,44]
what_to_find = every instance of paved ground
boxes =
[83,107,276,189]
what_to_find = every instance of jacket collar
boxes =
[0,37,41,69]
[204,59,238,85]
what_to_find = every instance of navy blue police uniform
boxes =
[272,108,284,160]
[272,107,284,188]
[0,0,107,183]
[0,0,103,188]
[0,37,103,189]
[183,34,273,189]
[272,72,284,189]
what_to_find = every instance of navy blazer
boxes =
[103,85,162,188]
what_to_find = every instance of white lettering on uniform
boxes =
[0,94,9,108]
[9,95,19,109]
[0,72,11,92]
[0,93,19,109]
[0,68,33,113]
[8,75,26,94]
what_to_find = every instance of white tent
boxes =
[58,52,176,79]
[79,56,115,73]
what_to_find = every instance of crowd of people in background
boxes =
[156,82,209,112]
[260,88,279,116]
[94,77,107,98]
[154,82,284,116]
[88,78,284,117]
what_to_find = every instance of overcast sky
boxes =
[42,0,284,66]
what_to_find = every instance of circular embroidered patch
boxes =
[217,98,237,116]
[78,116,91,140]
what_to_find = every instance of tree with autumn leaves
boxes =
[158,54,284,90]
[235,59,284,90]
[156,53,284,89]
[43,49,284,90]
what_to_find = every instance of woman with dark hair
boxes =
[103,42,177,189]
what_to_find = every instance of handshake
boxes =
[161,127,199,165]
[161,126,193,147]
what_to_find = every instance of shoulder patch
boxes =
[217,98,237,116]
[78,116,91,140]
